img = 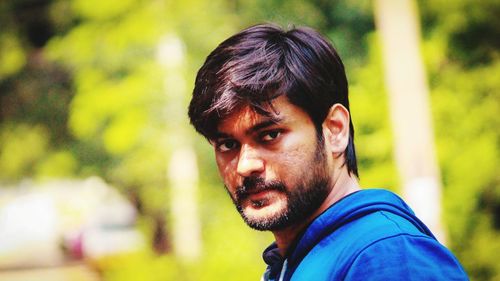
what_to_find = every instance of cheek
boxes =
[270,138,317,182]
[273,150,305,178]
[215,153,239,189]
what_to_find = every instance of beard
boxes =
[227,137,332,231]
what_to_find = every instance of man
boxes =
[188,24,468,280]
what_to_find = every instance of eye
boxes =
[216,139,239,152]
[260,130,281,142]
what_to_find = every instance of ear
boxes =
[322,104,350,155]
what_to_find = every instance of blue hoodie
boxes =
[262,189,468,281]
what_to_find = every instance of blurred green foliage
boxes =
[0,0,498,280]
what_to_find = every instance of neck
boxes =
[272,167,360,257]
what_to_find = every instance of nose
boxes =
[236,144,265,178]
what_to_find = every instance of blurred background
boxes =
[0,0,498,280]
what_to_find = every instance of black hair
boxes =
[188,23,358,177]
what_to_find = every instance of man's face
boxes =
[213,96,333,231]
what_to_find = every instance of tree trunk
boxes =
[374,0,446,243]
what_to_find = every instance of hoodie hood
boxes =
[262,189,468,281]
[286,189,435,270]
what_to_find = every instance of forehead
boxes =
[216,96,313,135]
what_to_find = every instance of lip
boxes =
[247,189,273,200]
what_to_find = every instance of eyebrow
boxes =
[246,117,283,135]
[214,116,283,139]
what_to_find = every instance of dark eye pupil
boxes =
[270,131,278,138]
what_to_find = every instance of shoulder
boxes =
[290,211,467,280]
[344,233,468,280]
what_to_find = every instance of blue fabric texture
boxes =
[262,189,468,281]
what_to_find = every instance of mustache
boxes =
[235,176,286,201]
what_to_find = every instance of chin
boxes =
[240,200,289,231]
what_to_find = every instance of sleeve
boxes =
[343,234,469,281]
